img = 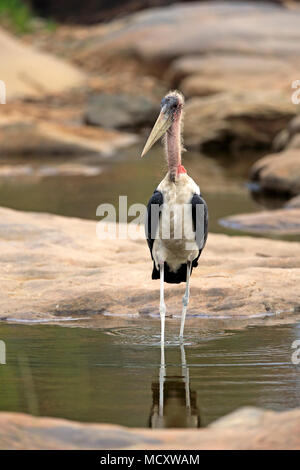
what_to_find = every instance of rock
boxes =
[209,406,266,430]
[168,54,296,98]
[37,2,300,151]
[0,27,85,101]
[250,149,300,196]
[273,115,300,151]
[76,2,300,68]
[288,134,300,150]
[183,92,295,150]
[1,407,300,449]
[0,207,299,324]
[226,147,300,235]
[286,195,300,208]
[33,0,184,24]
[85,93,158,129]
[220,208,300,235]
[273,129,291,152]
[287,115,300,137]
[0,118,137,156]
[0,412,159,450]
[0,163,102,178]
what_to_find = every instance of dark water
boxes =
[0,143,264,235]
[0,322,299,428]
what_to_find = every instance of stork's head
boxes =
[141,91,184,157]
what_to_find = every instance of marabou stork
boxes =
[141,91,208,343]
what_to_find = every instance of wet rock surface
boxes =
[0,207,299,325]
[251,149,300,196]
[220,144,300,235]
[273,115,300,152]
[230,128,300,237]
[0,407,300,449]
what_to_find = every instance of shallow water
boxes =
[0,322,299,428]
[0,143,268,235]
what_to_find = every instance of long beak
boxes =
[141,108,173,157]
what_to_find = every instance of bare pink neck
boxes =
[165,111,185,181]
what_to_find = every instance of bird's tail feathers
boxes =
[152,261,197,284]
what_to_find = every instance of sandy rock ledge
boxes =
[0,407,300,449]
[0,207,299,326]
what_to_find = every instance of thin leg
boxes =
[180,343,191,411]
[159,263,166,344]
[180,261,191,339]
[159,342,165,417]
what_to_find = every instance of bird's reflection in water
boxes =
[149,343,200,428]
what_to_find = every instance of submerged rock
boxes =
[0,407,300,449]
[0,207,299,323]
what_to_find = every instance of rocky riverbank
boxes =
[3,1,299,156]
[221,116,300,236]
[1,406,299,449]
[1,1,300,319]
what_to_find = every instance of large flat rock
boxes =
[0,407,300,449]
[0,28,86,101]
[78,2,300,66]
[0,207,299,325]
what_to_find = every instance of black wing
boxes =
[191,193,208,268]
[145,190,164,259]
